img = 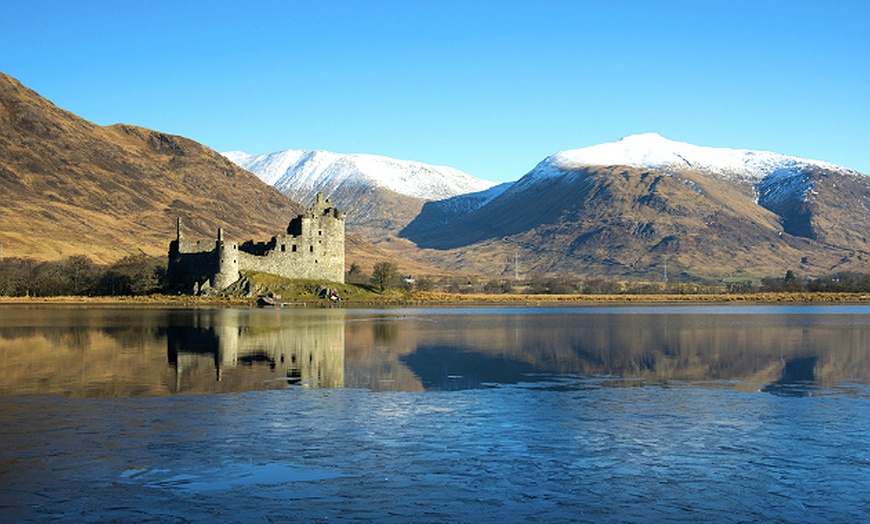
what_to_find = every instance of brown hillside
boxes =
[0,72,306,263]
[344,233,454,277]
[757,166,870,253]
[404,166,869,280]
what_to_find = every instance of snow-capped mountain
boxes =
[507,133,865,220]
[526,133,859,183]
[223,149,497,202]
[404,134,870,279]
[224,149,500,240]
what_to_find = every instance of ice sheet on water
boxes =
[121,462,346,492]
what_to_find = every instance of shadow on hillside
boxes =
[399,183,514,249]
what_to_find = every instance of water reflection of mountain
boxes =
[0,308,169,397]
[167,310,345,392]
[1,307,868,396]
[345,311,870,392]
[400,346,541,390]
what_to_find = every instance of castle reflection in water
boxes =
[166,309,345,392]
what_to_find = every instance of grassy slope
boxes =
[0,72,302,263]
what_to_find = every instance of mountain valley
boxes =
[224,149,502,241]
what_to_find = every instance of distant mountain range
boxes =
[2,69,868,281]
[232,133,869,280]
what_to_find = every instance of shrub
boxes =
[370,261,400,292]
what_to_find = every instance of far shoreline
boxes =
[1,291,868,308]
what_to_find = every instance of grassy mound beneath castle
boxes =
[237,271,404,303]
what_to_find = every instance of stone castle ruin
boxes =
[168,193,345,294]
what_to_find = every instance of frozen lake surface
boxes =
[1,305,869,522]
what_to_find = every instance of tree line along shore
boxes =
[1,255,869,305]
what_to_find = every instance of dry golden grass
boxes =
[2,291,868,307]
[403,291,870,304]
[0,294,253,308]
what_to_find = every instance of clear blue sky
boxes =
[2,0,868,181]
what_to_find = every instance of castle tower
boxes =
[306,193,345,283]
[212,227,240,290]
[176,217,185,244]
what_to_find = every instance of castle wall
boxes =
[167,238,221,293]
[237,222,344,282]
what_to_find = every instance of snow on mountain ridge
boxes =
[531,133,856,182]
[224,149,497,201]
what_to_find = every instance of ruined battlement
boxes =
[168,193,345,294]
